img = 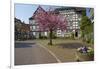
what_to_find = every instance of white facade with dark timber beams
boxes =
[29,6,48,38]
[54,7,85,38]
[29,6,86,38]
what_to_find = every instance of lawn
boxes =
[36,38,93,62]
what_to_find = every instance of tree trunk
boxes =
[49,29,53,45]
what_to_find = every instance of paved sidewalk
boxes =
[15,41,58,65]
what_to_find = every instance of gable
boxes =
[32,6,46,18]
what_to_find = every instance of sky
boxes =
[15,4,39,24]
[15,4,59,24]
[15,4,90,24]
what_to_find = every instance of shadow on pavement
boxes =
[15,43,35,48]
[57,43,85,49]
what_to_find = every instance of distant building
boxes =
[29,6,86,38]
[15,18,30,40]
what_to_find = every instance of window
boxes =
[78,18,81,20]
[76,22,78,23]
[44,32,47,36]
[73,24,76,26]
[73,14,76,16]
[70,27,73,29]
[75,24,78,26]
[76,16,78,18]
[75,26,78,29]
[73,16,75,18]
[30,26,32,30]
[29,20,33,24]
[33,26,36,30]
[57,30,61,33]
[29,20,36,25]
[73,21,75,23]
[33,20,35,24]
[33,32,36,36]
[73,26,76,29]
[75,19,78,21]
[37,26,39,29]
[75,14,78,17]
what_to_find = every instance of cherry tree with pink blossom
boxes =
[35,7,67,45]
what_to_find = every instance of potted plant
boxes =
[76,46,94,61]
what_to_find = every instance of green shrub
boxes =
[87,49,94,58]
[86,38,91,43]
[91,39,94,44]
[70,32,74,39]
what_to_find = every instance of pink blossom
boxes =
[35,9,67,32]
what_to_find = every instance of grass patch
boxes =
[36,38,93,62]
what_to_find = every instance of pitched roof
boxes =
[33,6,46,18]
[34,6,45,14]
[54,7,86,12]
[29,6,46,20]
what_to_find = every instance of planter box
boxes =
[76,52,94,61]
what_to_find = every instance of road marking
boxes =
[36,43,61,63]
